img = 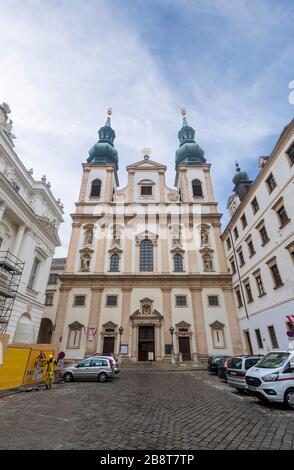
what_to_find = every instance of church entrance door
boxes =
[138,326,155,361]
[179,337,191,361]
[103,337,115,355]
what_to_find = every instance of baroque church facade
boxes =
[52,110,243,364]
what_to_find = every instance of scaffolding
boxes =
[0,250,24,333]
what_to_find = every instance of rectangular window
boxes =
[45,292,54,306]
[241,213,247,229]
[247,240,255,257]
[141,186,152,196]
[28,258,41,290]
[175,295,187,307]
[259,226,269,245]
[244,282,253,303]
[235,288,243,308]
[255,329,263,349]
[287,142,294,165]
[230,259,236,274]
[268,325,279,349]
[68,328,82,349]
[277,205,290,227]
[74,295,86,306]
[233,227,239,240]
[266,173,277,193]
[226,237,232,250]
[255,275,266,296]
[208,295,219,306]
[251,197,259,214]
[0,237,3,249]
[106,295,118,306]
[270,264,283,288]
[238,249,245,267]
[48,273,58,284]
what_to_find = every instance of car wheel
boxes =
[284,388,294,410]
[98,372,108,382]
[63,372,73,383]
[236,388,245,394]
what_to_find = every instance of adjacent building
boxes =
[222,119,294,354]
[37,257,67,344]
[52,110,243,364]
[0,102,64,343]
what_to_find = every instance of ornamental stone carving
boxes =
[0,102,16,140]
[167,190,180,202]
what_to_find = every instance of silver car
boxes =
[61,357,114,383]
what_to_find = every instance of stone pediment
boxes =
[130,309,163,320]
[175,321,191,329]
[209,320,225,330]
[102,321,118,329]
[79,247,94,254]
[127,159,166,171]
[68,321,83,329]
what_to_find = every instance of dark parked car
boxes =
[208,355,230,374]
[217,356,232,381]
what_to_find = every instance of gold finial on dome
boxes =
[142,148,151,160]
[107,108,112,117]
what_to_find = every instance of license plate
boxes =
[230,371,237,375]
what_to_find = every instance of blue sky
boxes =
[0,0,293,256]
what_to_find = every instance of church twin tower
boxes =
[53,111,243,363]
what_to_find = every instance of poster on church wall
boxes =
[120,344,128,354]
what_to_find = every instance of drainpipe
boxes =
[229,229,254,353]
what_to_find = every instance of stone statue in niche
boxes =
[113,228,121,246]
[142,304,151,315]
[81,255,91,272]
[84,228,93,245]
[200,228,209,244]
[171,226,181,245]
[203,254,213,272]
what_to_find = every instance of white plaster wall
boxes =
[170,288,196,352]
[202,288,234,355]
[239,299,294,353]
[97,288,123,354]
[85,167,107,202]
[186,168,208,202]
[133,171,160,203]
[61,287,92,359]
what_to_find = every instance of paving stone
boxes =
[0,370,293,450]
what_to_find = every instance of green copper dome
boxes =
[87,110,118,169]
[175,111,206,168]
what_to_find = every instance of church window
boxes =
[90,179,101,197]
[192,179,203,197]
[141,186,152,196]
[140,239,153,271]
[110,254,119,272]
[174,254,184,272]
[67,323,82,349]
[175,295,187,307]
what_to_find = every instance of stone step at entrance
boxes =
[119,358,203,371]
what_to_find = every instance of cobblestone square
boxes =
[0,370,293,450]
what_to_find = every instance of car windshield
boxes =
[255,352,289,369]
[212,357,222,364]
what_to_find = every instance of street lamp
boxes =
[118,326,123,355]
[169,326,175,357]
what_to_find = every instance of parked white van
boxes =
[245,350,294,409]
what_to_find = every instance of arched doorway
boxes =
[13,313,35,344]
[37,318,54,344]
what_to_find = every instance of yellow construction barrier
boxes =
[0,343,55,391]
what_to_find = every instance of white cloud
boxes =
[0,0,293,253]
